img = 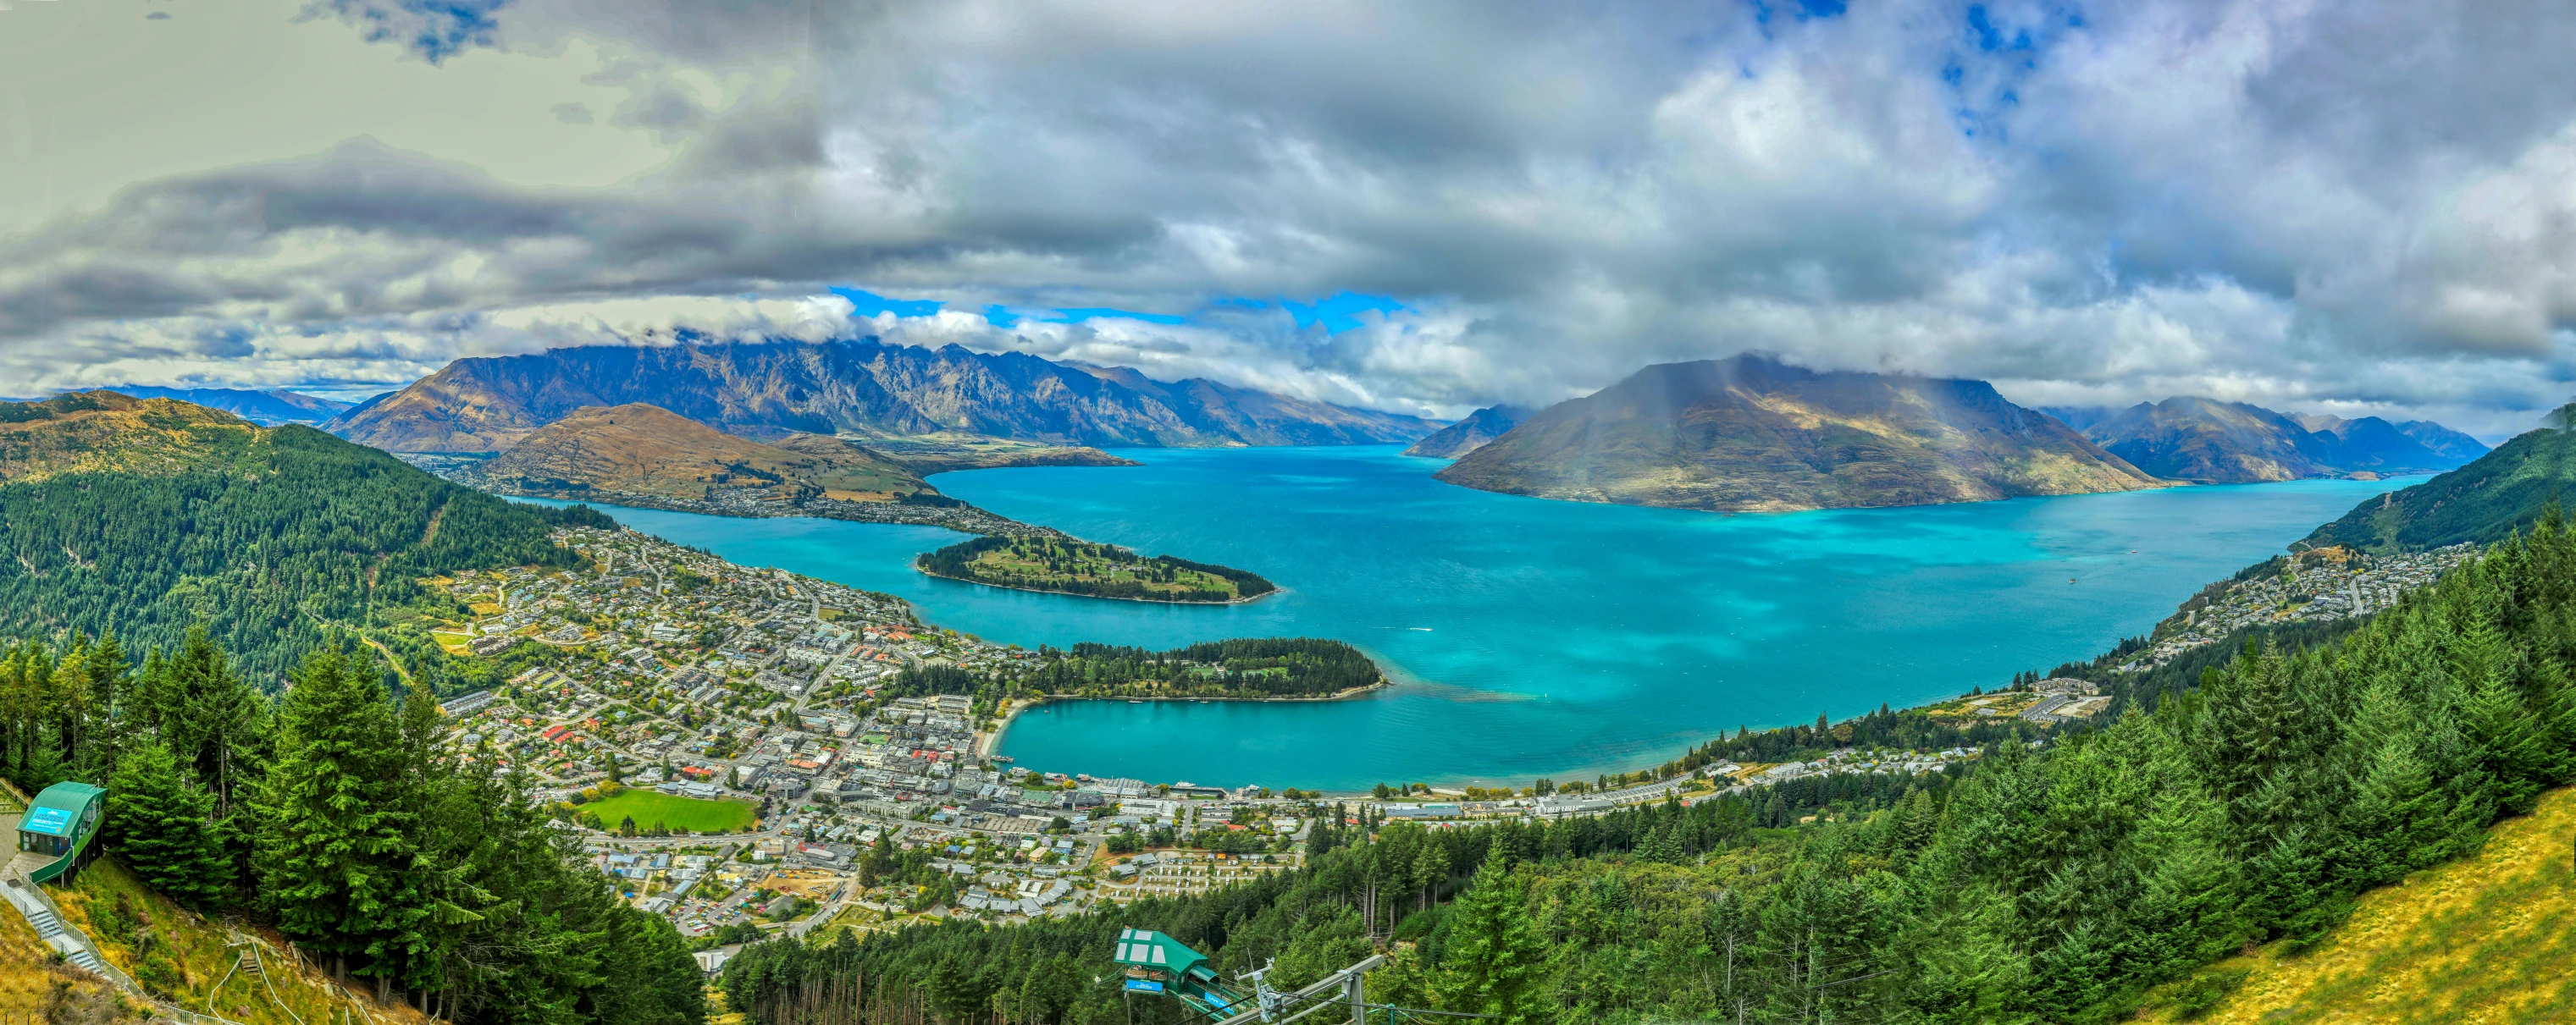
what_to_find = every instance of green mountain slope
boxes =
[2303,423,2576,551]
[0,394,610,683]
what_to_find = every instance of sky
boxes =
[3,0,2573,438]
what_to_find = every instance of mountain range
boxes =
[2305,412,2576,551]
[83,385,353,425]
[461,403,935,504]
[1435,355,2161,511]
[2047,398,2485,482]
[322,338,1440,453]
[1401,404,1533,459]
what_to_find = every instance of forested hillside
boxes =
[2306,422,2576,551]
[729,515,2576,1024]
[1,635,703,1024]
[0,397,611,683]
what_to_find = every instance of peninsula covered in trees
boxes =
[915,535,1277,603]
[877,636,1385,709]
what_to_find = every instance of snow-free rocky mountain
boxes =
[1436,355,2161,511]
[1402,405,1535,459]
[323,338,1440,453]
[2055,397,2487,483]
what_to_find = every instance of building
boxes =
[440,690,496,717]
[16,782,106,883]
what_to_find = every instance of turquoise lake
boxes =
[528,446,2413,791]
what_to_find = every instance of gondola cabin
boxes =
[18,782,103,883]
[1112,929,1241,1016]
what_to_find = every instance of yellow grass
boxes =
[2177,786,2576,1024]
[52,858,431,1025]
[0,888,121,1020]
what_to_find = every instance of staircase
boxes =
[19,901,105,973]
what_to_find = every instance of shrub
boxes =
[2172,968,2249,1020]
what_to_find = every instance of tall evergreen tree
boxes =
[1435,858,1547,1024]
[163,626,263,818]
[252,648,419,992]
[104,737,233,910]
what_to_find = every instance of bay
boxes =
[525,446,2411,791]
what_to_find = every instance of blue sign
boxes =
[1124,979,1164,994]
[23,807,70,835]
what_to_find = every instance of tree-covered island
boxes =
[915,535,1278,603]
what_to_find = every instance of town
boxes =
[2124,543,2482,670]
[422,525,2479,962]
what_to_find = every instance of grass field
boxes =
[2166,785,2576,1023]
[581,789,759,834]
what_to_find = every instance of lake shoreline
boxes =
[512,449,2418,789]
[981,681,1392,763]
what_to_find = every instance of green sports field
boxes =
[580,789,758,833]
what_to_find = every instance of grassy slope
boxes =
[2169,786,2576,1023]
[52,858,432,1025]
[0,391,267,483]
[582,789,760,833]
[0,890,123,1020]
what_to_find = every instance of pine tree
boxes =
[165,626,263,818]
[1891,788,1938,852]
[252,648,418,989]
[2455,620,2547,815]
[1412,840,1451,910]
[105,737,233,909]
[1639,823,1684,863]
[75,630,132,780]
[929,955,994,1024]
[1434,858,1547,1024]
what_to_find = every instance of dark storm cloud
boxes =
[7,0,2576,437]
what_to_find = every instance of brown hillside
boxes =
[0,391,266,484]
[473,404,931,502]
[1437,355,2160,511]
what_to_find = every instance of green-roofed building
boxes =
[16,782,104,884]
[1113,929,1241,1015]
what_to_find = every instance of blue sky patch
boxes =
[832,287,944,319]
[312,0,512,64]
[1283,293,1407,333]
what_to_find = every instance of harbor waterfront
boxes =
[522,445,2413,790]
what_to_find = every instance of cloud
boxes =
[7,0,2576,439]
